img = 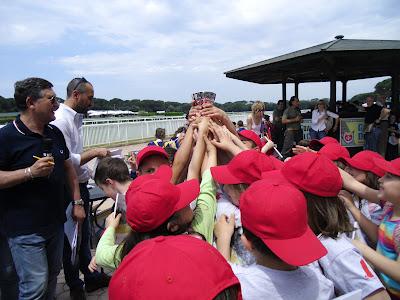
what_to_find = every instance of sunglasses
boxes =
[48,95,58,104]
[71,77,88,92]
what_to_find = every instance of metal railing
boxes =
[82,113,249,147]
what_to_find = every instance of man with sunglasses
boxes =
[52,77,110,299]
[0,77,85,299]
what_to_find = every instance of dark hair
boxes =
[14,77,53,111]
[115,213,182,265]
[94,157,130,185]
[277,100,284,105]
[155,128,166,140]
[214,285,240,300]
[289,96,298,106]
[237,120,244,127]
[242,227,280,260]
[365,171,380,190]
[297,139,310,147]
[66,77,92,98]
[334,160,347,170]
[304,192,354,239]
[172,126,186,139]
[164,145,177,164]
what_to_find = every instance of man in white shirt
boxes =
[52,77,110,300]
[310,100,339,140]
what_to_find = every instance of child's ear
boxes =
[241,234,254,251]
[167,221,179,233]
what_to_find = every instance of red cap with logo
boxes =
[309,136,339,150]
[211,150,277,184]
[136,145,169,168]
[238,130,262,149]
[281,152,342,197]
[125,165,200,232]
[372,157,400,177]
[341,150,385,177]
[109,235,242,300]
[319,143,350,161]
[240,180,327,266]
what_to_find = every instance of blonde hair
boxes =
[315,100,327,110]
[251,101,265,114]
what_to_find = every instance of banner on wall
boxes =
[340,118,364,147]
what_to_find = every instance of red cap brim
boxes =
[263,227,327,266]
[210,165,243,184]
[174,179,200,211]
[373,157,400,177]
[137,146,169,167]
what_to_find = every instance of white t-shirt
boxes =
[216,188,241,227]
[311,109,339,131]
[231,263,334,300]
[346,198,372,244]
[311,234,384,299]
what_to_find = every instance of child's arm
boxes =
[171,124,195,183]
[339,190,379,245]
[261,137,275,154]
[353,239,400,283]
[187,118,209,180]
[209,123,243,157]
[200,102,238,137]
[95,213,122,270]
[339,168,380,204]
[214,214,235,261]
[191,137,218,244]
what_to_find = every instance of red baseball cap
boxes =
[372,157,400,177]
[211,150,277,184]
[240,180,327,266]
[261,170,292,185]
[238,130,262,149]
[309,137,339,150]
[341,150,385,177]
[281,152,343,197]
[109,235,242,300]
[319,143,350,161]
[136,145,169,168]
[125,165,200,232]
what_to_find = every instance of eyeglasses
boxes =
[71,77,88,92]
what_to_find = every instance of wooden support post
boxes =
[294,82,299,99]
[392,73,400,108]
[282,80,287,110]
[330,75,337,112]
[342,80,347,103]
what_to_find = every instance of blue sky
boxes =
[0,0,399,103]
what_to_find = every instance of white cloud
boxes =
[0,0,399,100]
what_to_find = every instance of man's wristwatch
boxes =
[73,199,84,206]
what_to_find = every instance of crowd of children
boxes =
[89,102,400,300]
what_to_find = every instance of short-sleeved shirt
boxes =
[231,263,334,300]
[311,234,384,299]
[272,108,284,127]
[377,203,400,296]
[283,106,301,131]
[0,116,70,237]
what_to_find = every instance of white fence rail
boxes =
[82,113,249,147]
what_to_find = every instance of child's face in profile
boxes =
[378,173,400,204]
[240,138,256,150]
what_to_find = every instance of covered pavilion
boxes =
[225,36,400,111]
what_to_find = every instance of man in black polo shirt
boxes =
[0,78,85,300]
[364,96,382,152]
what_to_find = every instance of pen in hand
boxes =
[33,155,55,165]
